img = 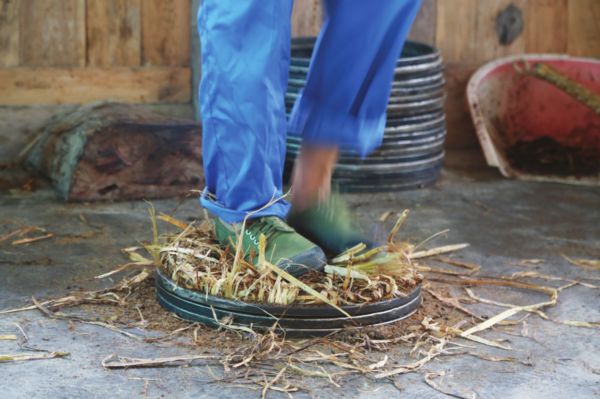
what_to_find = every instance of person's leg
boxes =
[288,0,422,254]
[288,0,422,159]
[198,0,293,223]
[197,0,327,274]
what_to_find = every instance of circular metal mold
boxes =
[385,113,446,131]
[156,269,421,318]
[389,80,446,97]
[337,170,442,193]
[155,269,422,336]
[331,151,445,174]
[287,132,445,162]
[388,88,445,103]
[392,72,445,88]
[286,126,445,147]
[384,122,446,139]
[157,283,422,330]
[333,163,442,183]
[290,38,441,67]
[394,58,443,75]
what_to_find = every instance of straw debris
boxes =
[158,211,426,308]
[3,207,599,396]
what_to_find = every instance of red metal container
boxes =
[467,54,600,186]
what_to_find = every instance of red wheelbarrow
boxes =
[467,54,600,186]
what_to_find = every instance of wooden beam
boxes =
[0,0,19,67]
[19,0,86,67]
[291,0,322,37]
[526,0,568,53]
[436,0,478,63]
[142,0,190,66]
[0,67,191,105]
[86,0,141,67]
[408,0,437,45]
[567,0,600,57]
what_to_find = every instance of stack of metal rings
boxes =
[285,38,446,192]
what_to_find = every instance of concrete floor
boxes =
[1,152,599,398]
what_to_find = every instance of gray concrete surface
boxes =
[1,153,599,398]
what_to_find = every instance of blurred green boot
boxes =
[287,195,374,257]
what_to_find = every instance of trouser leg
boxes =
[288,0,422,157]
[198,0,293,223]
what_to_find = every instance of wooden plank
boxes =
[526,0,568,53]
[567,0,600,57]
[86,0,141,67]
[443,63,480,149]
[474,0,528,63]
[408,0,437,45]
[291,0,322,37]
[142,0,190,66]
[435,0,478,63]
[19,0,85,67]
[0,67,192,105]
[0,0,19,67]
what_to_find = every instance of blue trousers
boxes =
[198,0,421,223]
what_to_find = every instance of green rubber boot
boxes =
[213,216,326,277]
[287,195,374,257]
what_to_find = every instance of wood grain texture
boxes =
[0,67,192,105]
[443,63,480,148]
[19,0,85,67]
[0,0,19,67]
[474,0,528,63]
[567,0,600,57]
[142,0,190,66]
[408,0,437,45]
[436,0,478,63]
[291,0,322,37]
[526,0,568,53]
[87,0,141,67]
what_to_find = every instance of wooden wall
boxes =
[1,0,599,162]
[0,0,191,105]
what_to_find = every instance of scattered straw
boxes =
[0,351,69,363]
[562,254,600,270]
[158,212,424,308]
[4,206,598,396]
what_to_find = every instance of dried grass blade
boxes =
[387,209,409,243]
[410,244,469,259]
[424,371,476,399]
[562,254,600,270]
[260,259,351,318]
[324,265,370,281]
[12,233,53,246]
[102,353,218,369]
[555,320,600,328]
[158,213,189,229]
[0,351,69,362]
[331,243,367,264]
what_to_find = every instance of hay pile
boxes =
[155,210,424,307]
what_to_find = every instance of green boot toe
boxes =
[213,216,326,277]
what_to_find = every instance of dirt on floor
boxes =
[77,273,467,351]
